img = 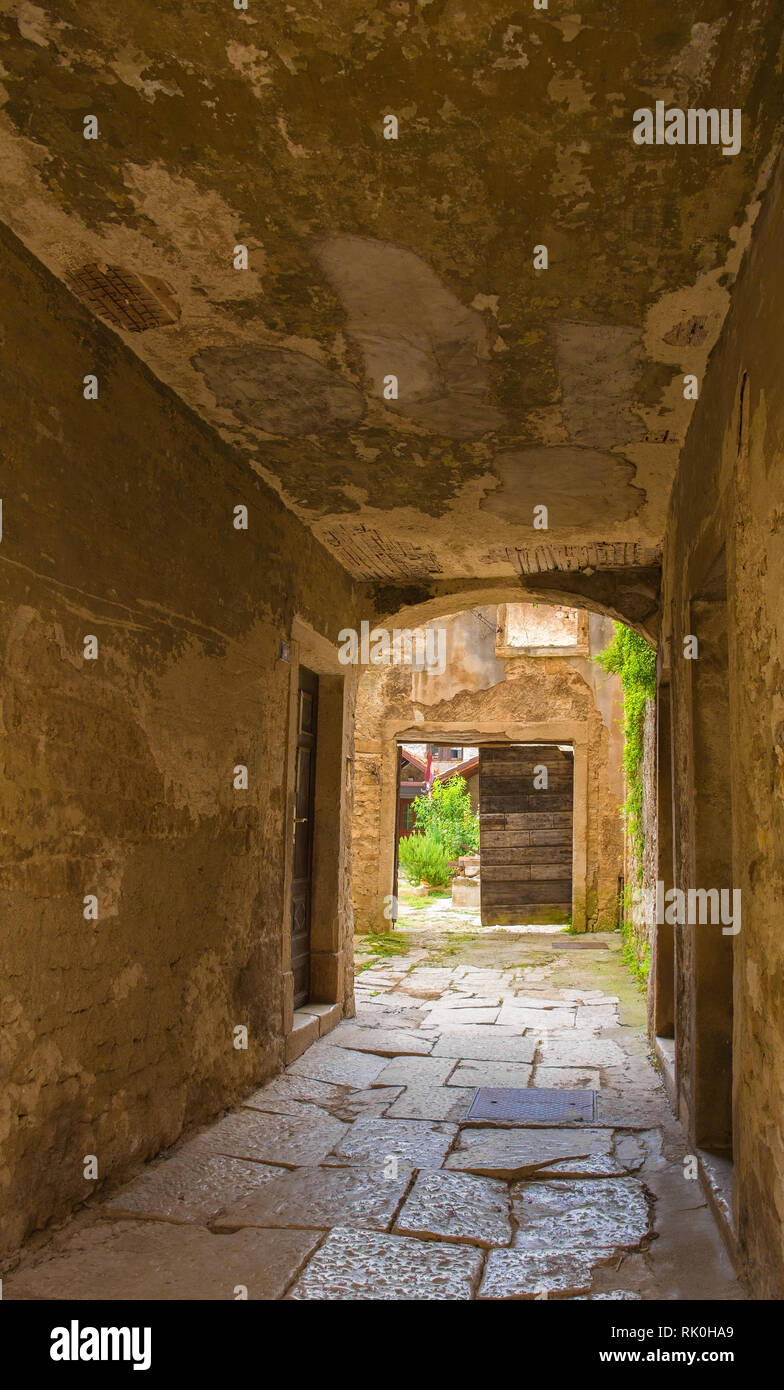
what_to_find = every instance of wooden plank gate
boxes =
[479,743,574,926]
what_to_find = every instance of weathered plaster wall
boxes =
[505,603,581,650]
[0,229,360,1258]
[353,606,623,933]
[0,2,780,590]
[660,150,784,1298]
[410,610,505,705]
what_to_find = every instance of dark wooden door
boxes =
[479,744,573,926]
[291,666,318,1007]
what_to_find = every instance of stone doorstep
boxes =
[697,1148,738,1269]
[285,1014,319,1064]
[286,1004,343,1063]
[299,1002,343,1038]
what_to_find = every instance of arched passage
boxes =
[1,0,783,1309]
[350,599,627,936]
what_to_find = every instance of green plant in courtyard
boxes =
[408,775,479,861]
[398,830,450,886]
[594,622,656,882]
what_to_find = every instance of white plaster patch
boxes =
[110,50,184,101]
[123,162,265,297]
[16,2,54,47]
[276,113,309,158]
[313,234,507,438]
[673,20,729,94]
[225,40,274,97]
[551,320,646,449]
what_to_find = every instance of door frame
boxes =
[281,618,355,1039]
[379,719,589,932]
[290,665,319,1008]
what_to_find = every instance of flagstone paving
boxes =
[2,916,745,1301]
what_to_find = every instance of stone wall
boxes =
[0,229,360,1258]
[352,606,624,934]
[660,151,784,1297]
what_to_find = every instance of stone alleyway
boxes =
[5,922,742,1301]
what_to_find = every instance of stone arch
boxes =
[369,569,660,642]
[351,597,627,936]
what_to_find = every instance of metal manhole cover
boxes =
[466,1087,596,1122]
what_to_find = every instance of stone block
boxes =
[104,1149,288,1225]
[538,1037,627,1068]
[451,877,480,908]
[298,1002,343,1038]
[287,1042,389,1088]
[433,1033,537,1064]
[479,1248,595,1300]
[385,1087,475,1121]
[214,1163,410,1233]
[327,1116,457,1170]
[288,1226,483,1300]
[511,1177,650,1253]
[374,1054,458,1087]
[445,1126,614,1179]
[448,1060,533,1089]
[201,1108,348,1167]
[395,1170,511,1247]
[328,1023,434,1056]
[533,1066,601,1089]
[3,1220,321,1301]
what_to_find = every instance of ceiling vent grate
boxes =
[66,263,180,332]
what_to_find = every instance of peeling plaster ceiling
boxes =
[0,0,782,588]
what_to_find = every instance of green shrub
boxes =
[594,623,656,883]
[398,831,450,887]
[409,776,479,861]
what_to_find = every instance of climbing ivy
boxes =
[594,622,657,881]
[619,886,651,990]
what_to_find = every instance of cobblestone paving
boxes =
[4,918,744,1301]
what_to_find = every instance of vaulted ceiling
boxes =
[1,0,782,597]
